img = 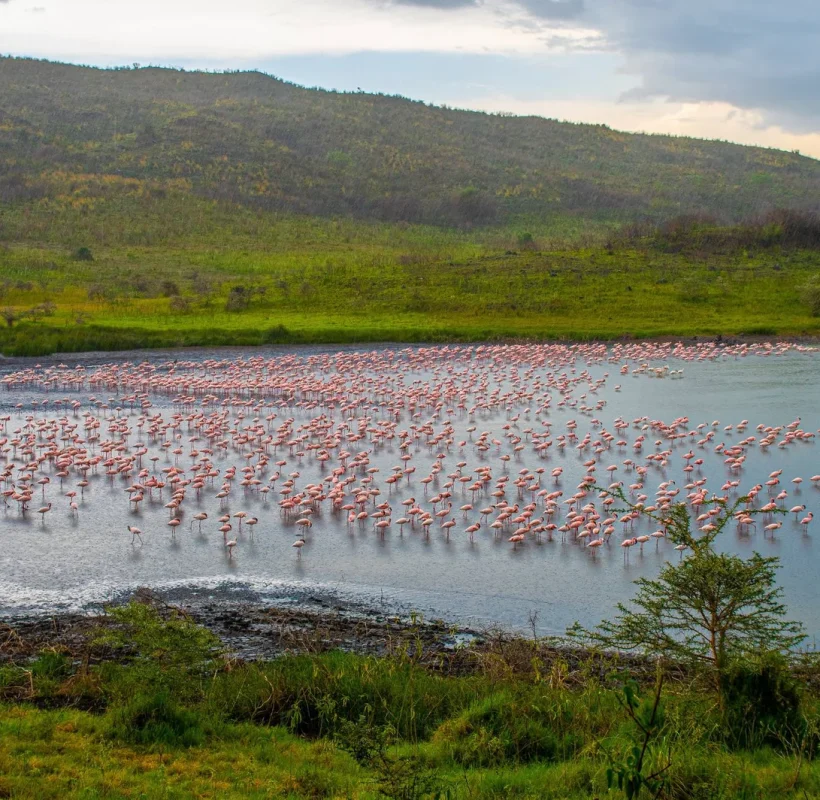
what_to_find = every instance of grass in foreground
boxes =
[3,601,820,798]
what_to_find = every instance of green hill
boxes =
[0,57,819,354]
[1,56,819,227]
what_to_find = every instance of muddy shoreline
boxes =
[0,587,662,683]
[1,333,816,368]
[1,588,487,670]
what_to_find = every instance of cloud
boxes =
[465,92,820,158]
[550,0,820,131]
[389,0,586,19]
[389,0,478,7]
[379,0,820,132]
[521,0,583,20]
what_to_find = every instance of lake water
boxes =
[1,341,818,639]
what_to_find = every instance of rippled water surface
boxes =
[1,341,818,637]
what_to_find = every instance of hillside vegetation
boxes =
[1,57,819,226]
[0,58,819,354]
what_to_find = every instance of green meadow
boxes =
[2,196,818,356]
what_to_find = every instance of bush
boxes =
[802,276,820,317]
[106,689,205,747]
[334,713,395,765]
[433,692,578,766]
[721,652,805,750]
[30,650,72,681]
[27,301,56,321]
[169,296,191,313]
[517,232,536,250]
[1,308,20,328]
[160,280,180,297]
[73,246,94,261]
[225,285,252,311]
[94,600,221,705]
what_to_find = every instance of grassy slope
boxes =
[1,57,819,225]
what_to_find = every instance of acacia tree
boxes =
[569,490,805,700]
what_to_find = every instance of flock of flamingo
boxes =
[0,341,817,572]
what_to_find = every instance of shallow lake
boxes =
[1,341,818,639]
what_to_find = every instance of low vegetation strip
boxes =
[1,209,819,355]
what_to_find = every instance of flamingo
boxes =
[127,525,143,545]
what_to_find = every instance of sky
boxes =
[1,0,819,158]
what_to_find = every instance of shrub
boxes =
[94,600,221,705]
[73,246,94,261]
[1,308,20,328]
[169,296,191,313]
[433,692,578,766]
[721,652,805,750]
[87,283,107,301]
[160,280,180,297]
[27,301,56,321]
[517,232,536,250]
[334,714,395,765]
[225,285,252,311]
[802,276,820,317]
[30,650,72,681]
[105,689,205,747]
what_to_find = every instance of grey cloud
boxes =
[379,0,820,131]
[521,0,584,20]
[523,0,820,132]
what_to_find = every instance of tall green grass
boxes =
[4,603,820,798]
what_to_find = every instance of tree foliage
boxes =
[570,491,805,698]
[573,550,804,687]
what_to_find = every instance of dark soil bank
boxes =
[0,588,661,683]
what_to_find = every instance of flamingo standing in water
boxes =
[127,525,143,545]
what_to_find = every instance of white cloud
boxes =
[0,0,556,60]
